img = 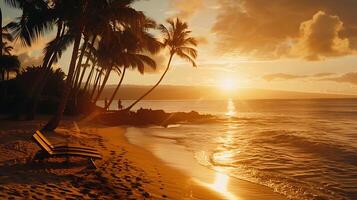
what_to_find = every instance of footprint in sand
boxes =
[45,194,55,199]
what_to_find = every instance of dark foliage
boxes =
[16,66,66,97]
[0,66,64,114]
[0,66,94,116]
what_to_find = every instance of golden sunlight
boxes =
[225,98,237,117]
[209,172,238,200]
[219,79,237,91]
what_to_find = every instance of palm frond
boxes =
[178,46,198,59]
[43,31,74,63]
[176,50,197,67]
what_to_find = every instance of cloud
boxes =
[212,0,357,60]
[9,36,51,69]
[312,73,336,77]
[196,36,208,45]
[12,36,49,55]
[322,72,357,85]
[170,0,204,19]
[263,73,306,81]
[292,11,352,60]
[18,53,43,69]
[263,72,336,81]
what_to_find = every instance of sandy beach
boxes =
[0,118,286,199]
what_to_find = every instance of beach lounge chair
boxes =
[32,133,102,168]
[35,130,98,154]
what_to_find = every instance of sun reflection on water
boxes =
[225,98,237,117]
[199,98,239,199]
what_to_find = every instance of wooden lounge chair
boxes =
[35,130,98,154]
[32,133,102,168]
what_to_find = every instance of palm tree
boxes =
[91,16,161,105]
[43,0,160,130]
[0,55,20,80]
[74,36,97,92]
[104,51,158,110]
[82,44,98,93]
[4,0,67,119]
[125,18,198,110]
[89,67,103,100]
[25,22,73,120]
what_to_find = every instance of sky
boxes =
[2,0,357,95]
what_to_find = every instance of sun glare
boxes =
[219,79,237,91]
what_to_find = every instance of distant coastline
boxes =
[97,85,357,100]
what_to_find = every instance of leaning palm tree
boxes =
[104,52,157,110]
[125,18,198,110]
[92,18,161,105]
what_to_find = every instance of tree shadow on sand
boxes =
[0,159,90,185]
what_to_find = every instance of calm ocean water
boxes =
[99,99,357,200]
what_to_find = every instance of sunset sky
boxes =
[2,0,357,95]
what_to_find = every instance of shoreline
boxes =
[122,126,287,200]
[89,124,227,199]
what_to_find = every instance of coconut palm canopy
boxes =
[1,0,200,130]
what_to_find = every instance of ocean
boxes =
[98,99,357,200]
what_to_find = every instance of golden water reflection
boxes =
[211,171,238,200]
[202,98,239,199]
[225,98,237,117]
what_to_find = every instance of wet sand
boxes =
[124,127,287,200]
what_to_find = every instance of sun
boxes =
[219,79,237,91]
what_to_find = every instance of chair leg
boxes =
[88,158,97,169]
[32,151,45,163]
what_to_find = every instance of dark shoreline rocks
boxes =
[95,108,218,127]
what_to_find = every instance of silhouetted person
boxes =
[105,97,108,110]
[118,99,123,110]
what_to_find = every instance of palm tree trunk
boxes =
[93,66,112,103]
[87,66,97,93]
[83,64,95,93]
[125,53,174,111]
[75,36,96,92]
[74,53,89,91]
[105,67,126,110]
[90,68,103,100]
[72,39,88,88]
[42,33,82,131]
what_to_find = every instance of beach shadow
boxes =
[0,159,89,185]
